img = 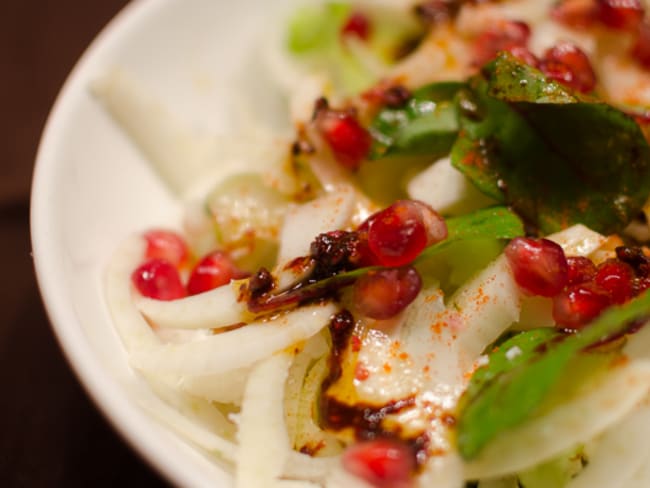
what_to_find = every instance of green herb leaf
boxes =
[451,53,650,234]
[457,288,650,460]
[417,206,524,261]
[369,82,463,159]
[287,2,350,54]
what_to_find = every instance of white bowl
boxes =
[31,0,291,485]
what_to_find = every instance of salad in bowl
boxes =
[94,0,650,486]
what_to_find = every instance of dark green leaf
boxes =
[369,82,464,159]
[451,53,650,234]
[457,288,650,460]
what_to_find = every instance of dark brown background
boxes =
[1,2,167,486]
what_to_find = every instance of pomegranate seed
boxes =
[144,230,190,268]
[567,256,597,285]
[354,267,422,319]
[540,42,597,93]
[507,46,540,67]
[597,0,644,31]
[364,200,446,267]
[473,20,531,66]
[342,12,371,41]
[595,259,634,304]
[553,283,611,330]
[315,102,371,171]
[505,238,569,297]
[632,21,650,68]
[551,0,599,28]
[187,251,246,295]
[132,259,187,301]
[342,439,415,488]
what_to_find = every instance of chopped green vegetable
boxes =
[369,81,463,159]
[287,3,350,54]
[451,53,650,234]
[457,288,650,460]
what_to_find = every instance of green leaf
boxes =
[451,53,650,234]
[369,82,464,159]
[417,206,524,261]
[457,288,650,460]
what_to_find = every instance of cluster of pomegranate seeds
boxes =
[341,12,372,41]
[132,259,187,301]
[540,42,597,93]
[187,251,248,296]
[472,20,532,67]
[363,200,447,268]
[132,230,244,301]
[507,237,650,331]
[505,238,569,297]
[314,99,372,171]
[354,267,422,320]
[342,439,415,488]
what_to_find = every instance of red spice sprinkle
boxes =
[355,363,371,381]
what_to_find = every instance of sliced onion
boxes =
[237,352,293,487]
[136,282,248,330]
[131,302,338,376]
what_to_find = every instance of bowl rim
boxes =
[30,1,220,486]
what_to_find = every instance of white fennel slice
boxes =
[105,235,161,351]
[136,282,247,330]
[169,366,251,405]
[283,452,338,483]
[236,352,293,488]
[627,448,650,487]
[277,187,357,266]
[451,255,522,369]
[131,302,338,376]
[407,157,495,216]
[465,360,650,479]
[567,400,650,488]
[417,453,465,488]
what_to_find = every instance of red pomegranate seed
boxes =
[316,105,371,171]
[567,256,597,285]
[540,42,597,93]
[632,21,650,68]
[144,230,190,268]
[342,439,415,488]
[342,12,371,41]
[354,267,422,320]
[595,259,634,304]
[473,20,531,66]
[597,0,644,31]
[187,251,246,295]
[551,0,599,28]
[132,259,187,301]
[508,46,540,67]
[553,283,611,330]
[505,237,569,297]
[364,200,446,267]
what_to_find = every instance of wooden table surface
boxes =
[1,2,168,486]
